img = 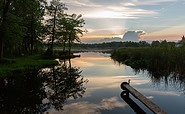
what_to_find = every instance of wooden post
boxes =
[121,91,147,114]
[121,82,167,114]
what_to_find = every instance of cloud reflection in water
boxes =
[45,97,126,114]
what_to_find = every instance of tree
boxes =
[13,0,47,54]
[180,35,185,44]
[0,0,13,58]
[0,0,47,57]
[179,35,185,47]
[151,41,160,47]
[46,0,67,54]
[60,13,86,54]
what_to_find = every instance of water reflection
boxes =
[113,59,185,93]
[120,91,146,114]
[0,59,88,113]
[0,72,45,113]
[46,97,126,114]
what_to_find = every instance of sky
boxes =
[55,0,185,43]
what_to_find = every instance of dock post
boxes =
[120,81,167,114]
[121,82,129,97]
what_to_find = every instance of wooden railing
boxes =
[121,82,167,114]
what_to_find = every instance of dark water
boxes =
[0,52,185,114]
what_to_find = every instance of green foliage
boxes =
[0,55,57,77]
[151,41,160,47]
[0,0,48,57]
[0,0,86,58]
[4,13,25,54]
[45,0,67,51]
[111,47,185,77]
[45,1,86,55]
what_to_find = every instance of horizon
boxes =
[56,0,185,43]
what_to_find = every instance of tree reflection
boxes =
[131,66,185,92]
[0,72,45,113]
[113,59,185,93]
[39,59,88,111]
[0,59,88,113]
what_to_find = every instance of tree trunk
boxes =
[63,41,66,52]
[0,0,12,59]
[68,34,71,55]
[63,33,67,52]
[50,7,57,51]
[0,36,3,59]
[30,13,34,55]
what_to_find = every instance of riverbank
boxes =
[111,47,185,77]
[72,48,113,53]
[0,55,57,77]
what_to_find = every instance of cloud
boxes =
[60,0,101,7]
[48,0,184,42]
[58,0,157,19]
[122,2,136,6]
[136,30,146,35]
[134,0,177,5]
[83,6,156,19]
[45,97,126,114]
[123,30,146,41]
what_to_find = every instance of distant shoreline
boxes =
[72,48,113,53]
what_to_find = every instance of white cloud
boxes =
[47,0,184,41]
[50,0,157,19]
[83,6,156,19]
[122,2,136,6]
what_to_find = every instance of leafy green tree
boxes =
[59,14,86,54]
[55,13,68,52]
[45,0,67,54]
[13,0,47,54]
[0,0,47,57]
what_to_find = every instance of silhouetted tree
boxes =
[0,0,13,58]
[45,0,67,55]
[66,14,86,54]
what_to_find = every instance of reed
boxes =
[111,47,185,77]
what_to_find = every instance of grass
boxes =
[0,55,57,78]
[111,47,185,77]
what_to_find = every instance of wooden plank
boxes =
[121,82,167,114]
[121,91,147,114]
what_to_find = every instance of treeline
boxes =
[111,37,185,78]
[0,0,86,58]
[74,41,150,49]
[73,38,184,49]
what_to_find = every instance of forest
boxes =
[0,0,86,59]
[0,0,87,77]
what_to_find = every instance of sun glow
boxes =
[84,10,121,18]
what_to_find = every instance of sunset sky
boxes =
[58,0,185,43]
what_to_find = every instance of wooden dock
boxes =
[121,82,167,114]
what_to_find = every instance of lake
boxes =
[0,52,185,114]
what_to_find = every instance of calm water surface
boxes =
[1,52,185,114]
[48,52,185,114]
